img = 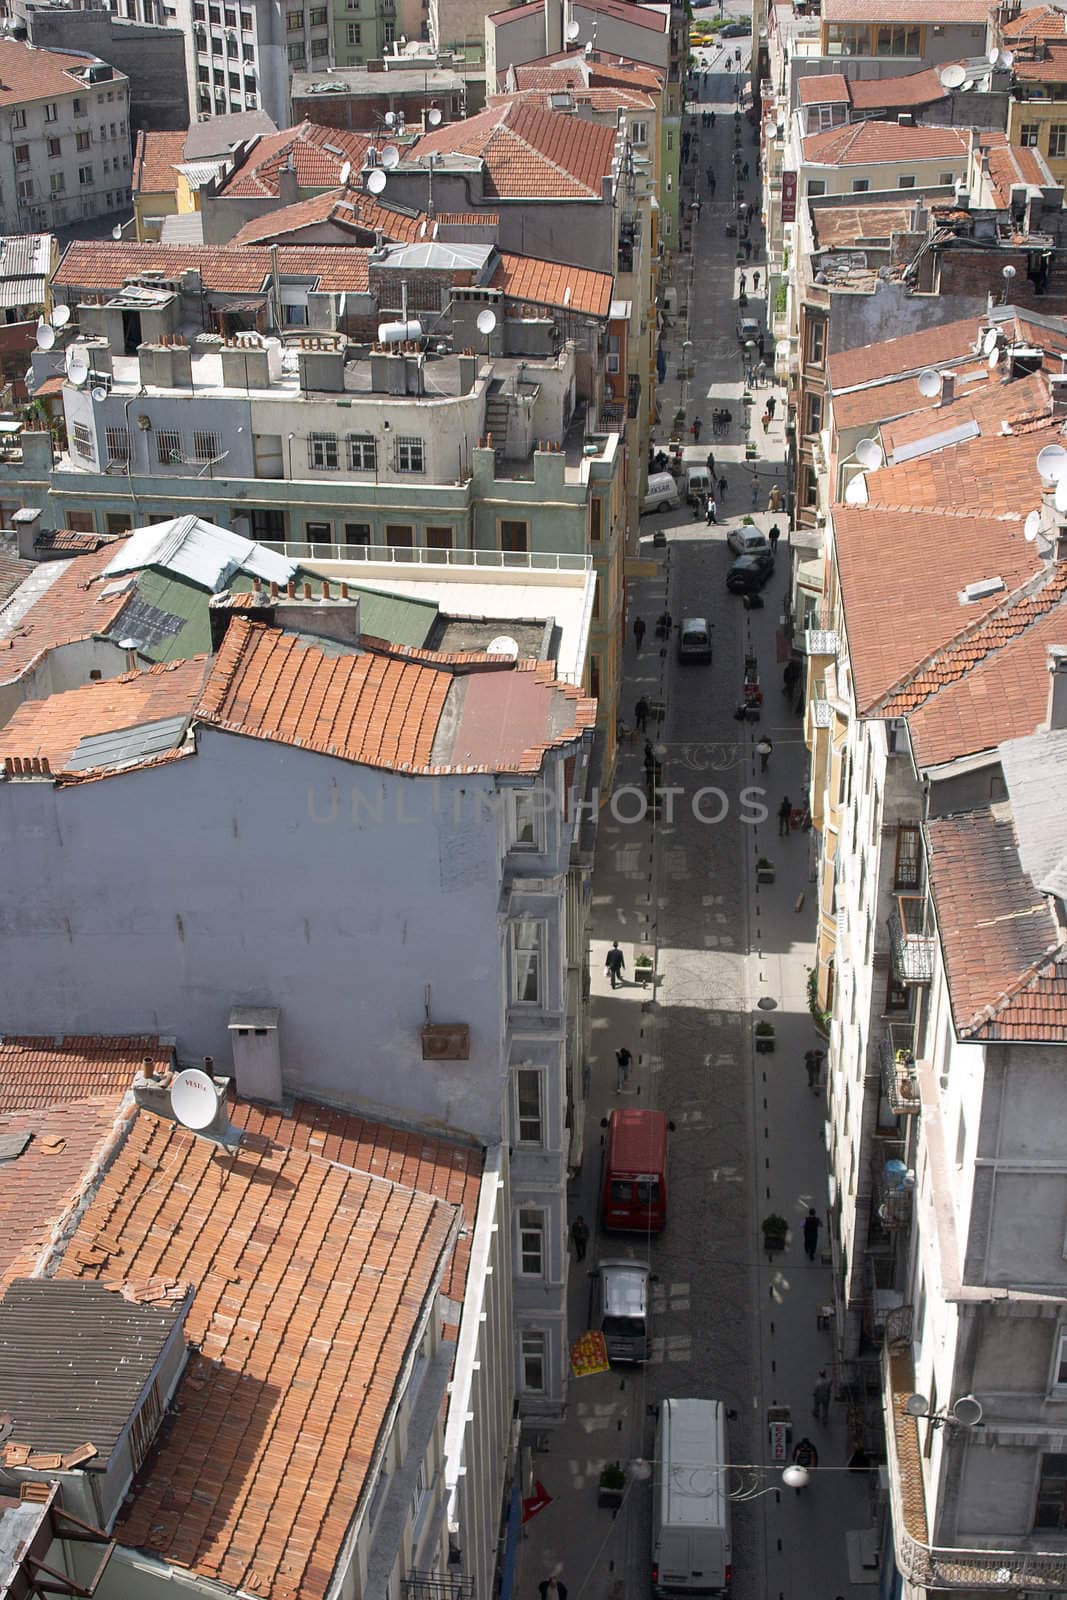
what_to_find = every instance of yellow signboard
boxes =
[571,1330,611,1378]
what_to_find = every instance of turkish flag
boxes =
[522,1481,553,1524]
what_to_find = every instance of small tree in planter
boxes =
[599,1461,626,1510]
[635,952,655,986]
[756,857,775,884]
[754,1019,775,1053]
[762,1213,789,1255]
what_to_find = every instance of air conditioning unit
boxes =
[420,1022,470,1060]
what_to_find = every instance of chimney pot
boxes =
[40,757,50,776]
[939,370,956,406]
[321,580,330,599]
[270,580,278,598]
[204,1055,215,1079]
[303,582,312,599]
[341,582,349,598]
[287,580,296,597]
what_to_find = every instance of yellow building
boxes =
[1001,6,1067,185]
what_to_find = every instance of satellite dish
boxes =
[987,347,1000,370]
[111,224,122,241]
[67,349,90,387]
[982,327,999,356]
[384,110,396,126]
[917,368,941,397]
[35,323,55,350]
[844,472,867,505]
[487,634,519,657]
[427,106,442,126]
[50,305,71,329]
[366,167,387,194]
[1025,509,1042,541]
[987,45,1000,64]
[939,62,967,88]
[1036,443,1067,481]
[1003,263,1016,281]
[339,160,351,185]
[584,39,592,54]
[855,437,882,470]
[951,1395,983,1427]
[1055,475,1067,514]
[998,48,1014,68]
[91,385,108,402]
[170,1067,219,1131]
[476,308,498,336]
[381,144,401,169]
[566,16,580,37]
[961,78,975,92]
[905,1394,931,1418]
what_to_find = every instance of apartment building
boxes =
[15,1,189,134]
[0,38,132,233]
[0,1035,513,1600]
[291,60,469,128]
[167,0,286,126]
[1000,3,1067,188]
[798,308,1067,1594]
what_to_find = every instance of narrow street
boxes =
[516,39,877,1600]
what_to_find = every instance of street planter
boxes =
[755,1021,775,1053]
[635,952,655,986]
[756,858,775,884]
[745,442,758,460]
[599,1463,626,1510]
[762,1214,789,1256]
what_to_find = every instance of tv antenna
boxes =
[1036,443,1067,481]
[905,1393,983,1429]
[66,348,90,387]
[1025,509,1042,541]
[982,327,999,356]
[339,160,351,185]
[487,634,519,657]
[91,384,108,403]
[427,105,442,126]
[476,306,497,355]
[566,17,580,38]
[111,224,123,241]
[938,63,966,88]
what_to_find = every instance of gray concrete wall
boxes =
[25,8,189,133]
[828,280,990,356]
[0,636,134,728]
[384,170,615,272]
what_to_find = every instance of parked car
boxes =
[737,316,763,345]
[727,527,771,557]
[721,18,751,34]
[642,471,681,514]
[726,550,775,594]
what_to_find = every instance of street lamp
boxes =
[904,1393,984,1430]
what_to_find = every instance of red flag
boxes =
[522,1481,553,1524]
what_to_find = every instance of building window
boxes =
[426,526,453,551]
[14,143,30,167]
[589,653,600,700]
[308,431,339,469]
[241,8,252,23]
[344,522,370,546]
[311,36,329,53]
[515,1067,544,1145]
[16,179,33,199]
[209,2,220,17]
[286,8,301,26]
[78,165,94,186]
[306,520,332,542]
[1050,125,1067,158]
[198,63,210,80]
[884,972,910,1014]
[955,1110,967,1170]
[156,428,182,463]
[310,4,327,19]
[894,824,921,889]
[44,103,58,123]
[410,1458,427,1523]
[347,20,361,41]
[76,130,92,151]
[630,119,648,145]
[1021,123,1040,147]
[898,174,916,189]
[244,74,256,92]
[224,5,236,20]
[500,519,528,553]
[345,433,376,470]
[192,429,221,461]
[521,1330,547,1392]
[519,1208,546,1276]
[105,425,130,462]
[47,137,62,159]
[11,108,25,129]
[851,177,869,193]
[105,512,133,534]
[385,524,413,547]
[807,319,825,366]
[938,171,956,185]
[1035,1455,1067,1527]
[803,464,818,507]
[396,435,424,472]
[876,23,920,54]
[384,20,395,42]
[511,919,545,1004]
[512,789,543,849]
[806,393,822,435]
[229,71,240,88]
[806,177,827,197]
[50,172,65,194]
[590,495,602,542]
[72,422,94,459]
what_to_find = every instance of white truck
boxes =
[652,1399,732,1596]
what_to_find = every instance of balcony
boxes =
[802,609,839,657]
[878,1023,921,1117]
[888,895,935,983]
[883,1319,1067,1591]
[402,1574,474,1600]
[873,1140,913,1231]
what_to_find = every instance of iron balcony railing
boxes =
[261,542,592,572]
[878,1022,921,1117]
[873,1139,913,1231]
[888,894,935,983]
[802,609,839,657]
[402,1572,474,1600]
[882,1314,1067,1590]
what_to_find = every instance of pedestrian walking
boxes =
[705,448,716,475]
[813,1371,832,1423]
[751,476,759,509]
[768,523,781,554]
[615,1046,633,1092]
[633,615,646,652]
[761,409,770,433]
[738,271,746,295]
[605,940,626,989]
[805,1048,824,1089]
[766,395,776,419]
[768,484,782,513]
[756,359,767,387]
[634,695,649,732]
[757,333,765,359]
[709,109,715,126]
[742,160,749,180]
[803,1208,822,1261]
[757,735,772,772]
[539,1580,568,1600]
[706,496,718,525]
[778,795,792,836]
[744,237,753,260]
[718,474,727,502]
[753,269,761,292]
[708,170,717,195]
[790,1439,818,1485]
[570,1215,590,1262]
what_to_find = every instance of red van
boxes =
[602,1109,668,1233]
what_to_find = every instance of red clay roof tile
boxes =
[802,120,969,167]
[490,250,613,317]
[229,188,425,245]
[133,130,187,197]
[54,241,370,295]
[0,539,129,688]
[217,123,373,199]
[0,37,105,109]
[410,100,617,199]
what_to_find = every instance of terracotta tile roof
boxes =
[798,72,850,103]
[926,809,1067,1039]
[827,314,982,390]
[833,504,1041,710]
[0,1035,171,1111]
[490,250,613,316]
[846,65,948,106]
[32,528,107,552]
[802,120,970,166]
[1013,41,1067,80]
[229,188,424,246]
[809,199,915,249]
[979,133,1054,201]
[0,541,32,606]
[862,413,1061,520]
[133,130,186,197]
[217,122,373,199]
[435,210,501,224]
[0,656,210,774]
[509,54,664,92]
[493,85,655,112]
[830,362,992,431]
[410,100,617,199]
[823,0,989,18]
[58,1103,460,1600]
[0,37,104,109]
[0,540,130,688]
[1002,3,1067,39]
[54,240,371,295]
[879,366,1049,455]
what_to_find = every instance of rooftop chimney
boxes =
[1047,645,1067,730]
[939,370,956,406]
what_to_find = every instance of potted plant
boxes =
[754,1019,776,1053]
[599,1461,626,1509]
[762,1213,789,1255]
[756,857,775,884]
[635,951,655,985]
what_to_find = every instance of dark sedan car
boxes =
[720,19,751,35]
[726,549,775,594]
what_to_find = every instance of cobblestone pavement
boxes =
[515,42,879,1600]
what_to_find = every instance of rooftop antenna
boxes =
[171,1067,221,1131]
[1002,262,1016,303]
[111,223,122,240]
[982,327,1000,357]
[987,45,1000,64]
[427,105,443,126]
[1036,442,1067,481]
[566,17,580,39]
[476,306,497,358]
[997,48,1014,68]
[1025,509,1042,541]
[339,159,351,186]
[381,143,401,169]
[66,347,90,387]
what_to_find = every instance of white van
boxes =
[685,465,712,504]
[677,618,712,664]
[591,1259,650,1364]
[653,1399,732,1597]
[642,471,681,514]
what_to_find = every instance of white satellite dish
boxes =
[66,348,90,387]
[476,308,498,336]
[917,368,941,398]
[939,62,967,88]
[487,634,519,657]
[962,78,975,91]
[844,472,867,505]
[170,1067,219,1131]
[111,224,122,241]
[50,304,71,329]
[427,106,442,126]
[951,1395,983,1427]
[855,437,882,470]
[998,48,1013,68]
[982,327,999,356]
[91,385,108,402]
[566,16,580,38]
[366,166,387,194]
[1025,509,1042,541]
[987,46,1000,64]
[987,347,1000,370]
[381,144,401,169]
[35,322,55,350]
[384,110,396,126]
[1003,263,1016,281]
[1036,442,1067,481]
[339,160,351,185]
[1055,475,1067,514]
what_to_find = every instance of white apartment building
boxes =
[0,38,131,232]
[169,0,288,126]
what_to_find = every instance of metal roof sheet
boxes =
[346,583,438,647]
[0,276,45,308]
[101,515,297,592]
[111,568,214,662]
[999,726,1067,899]
[68,713,190,771]
[380,240,494,271]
